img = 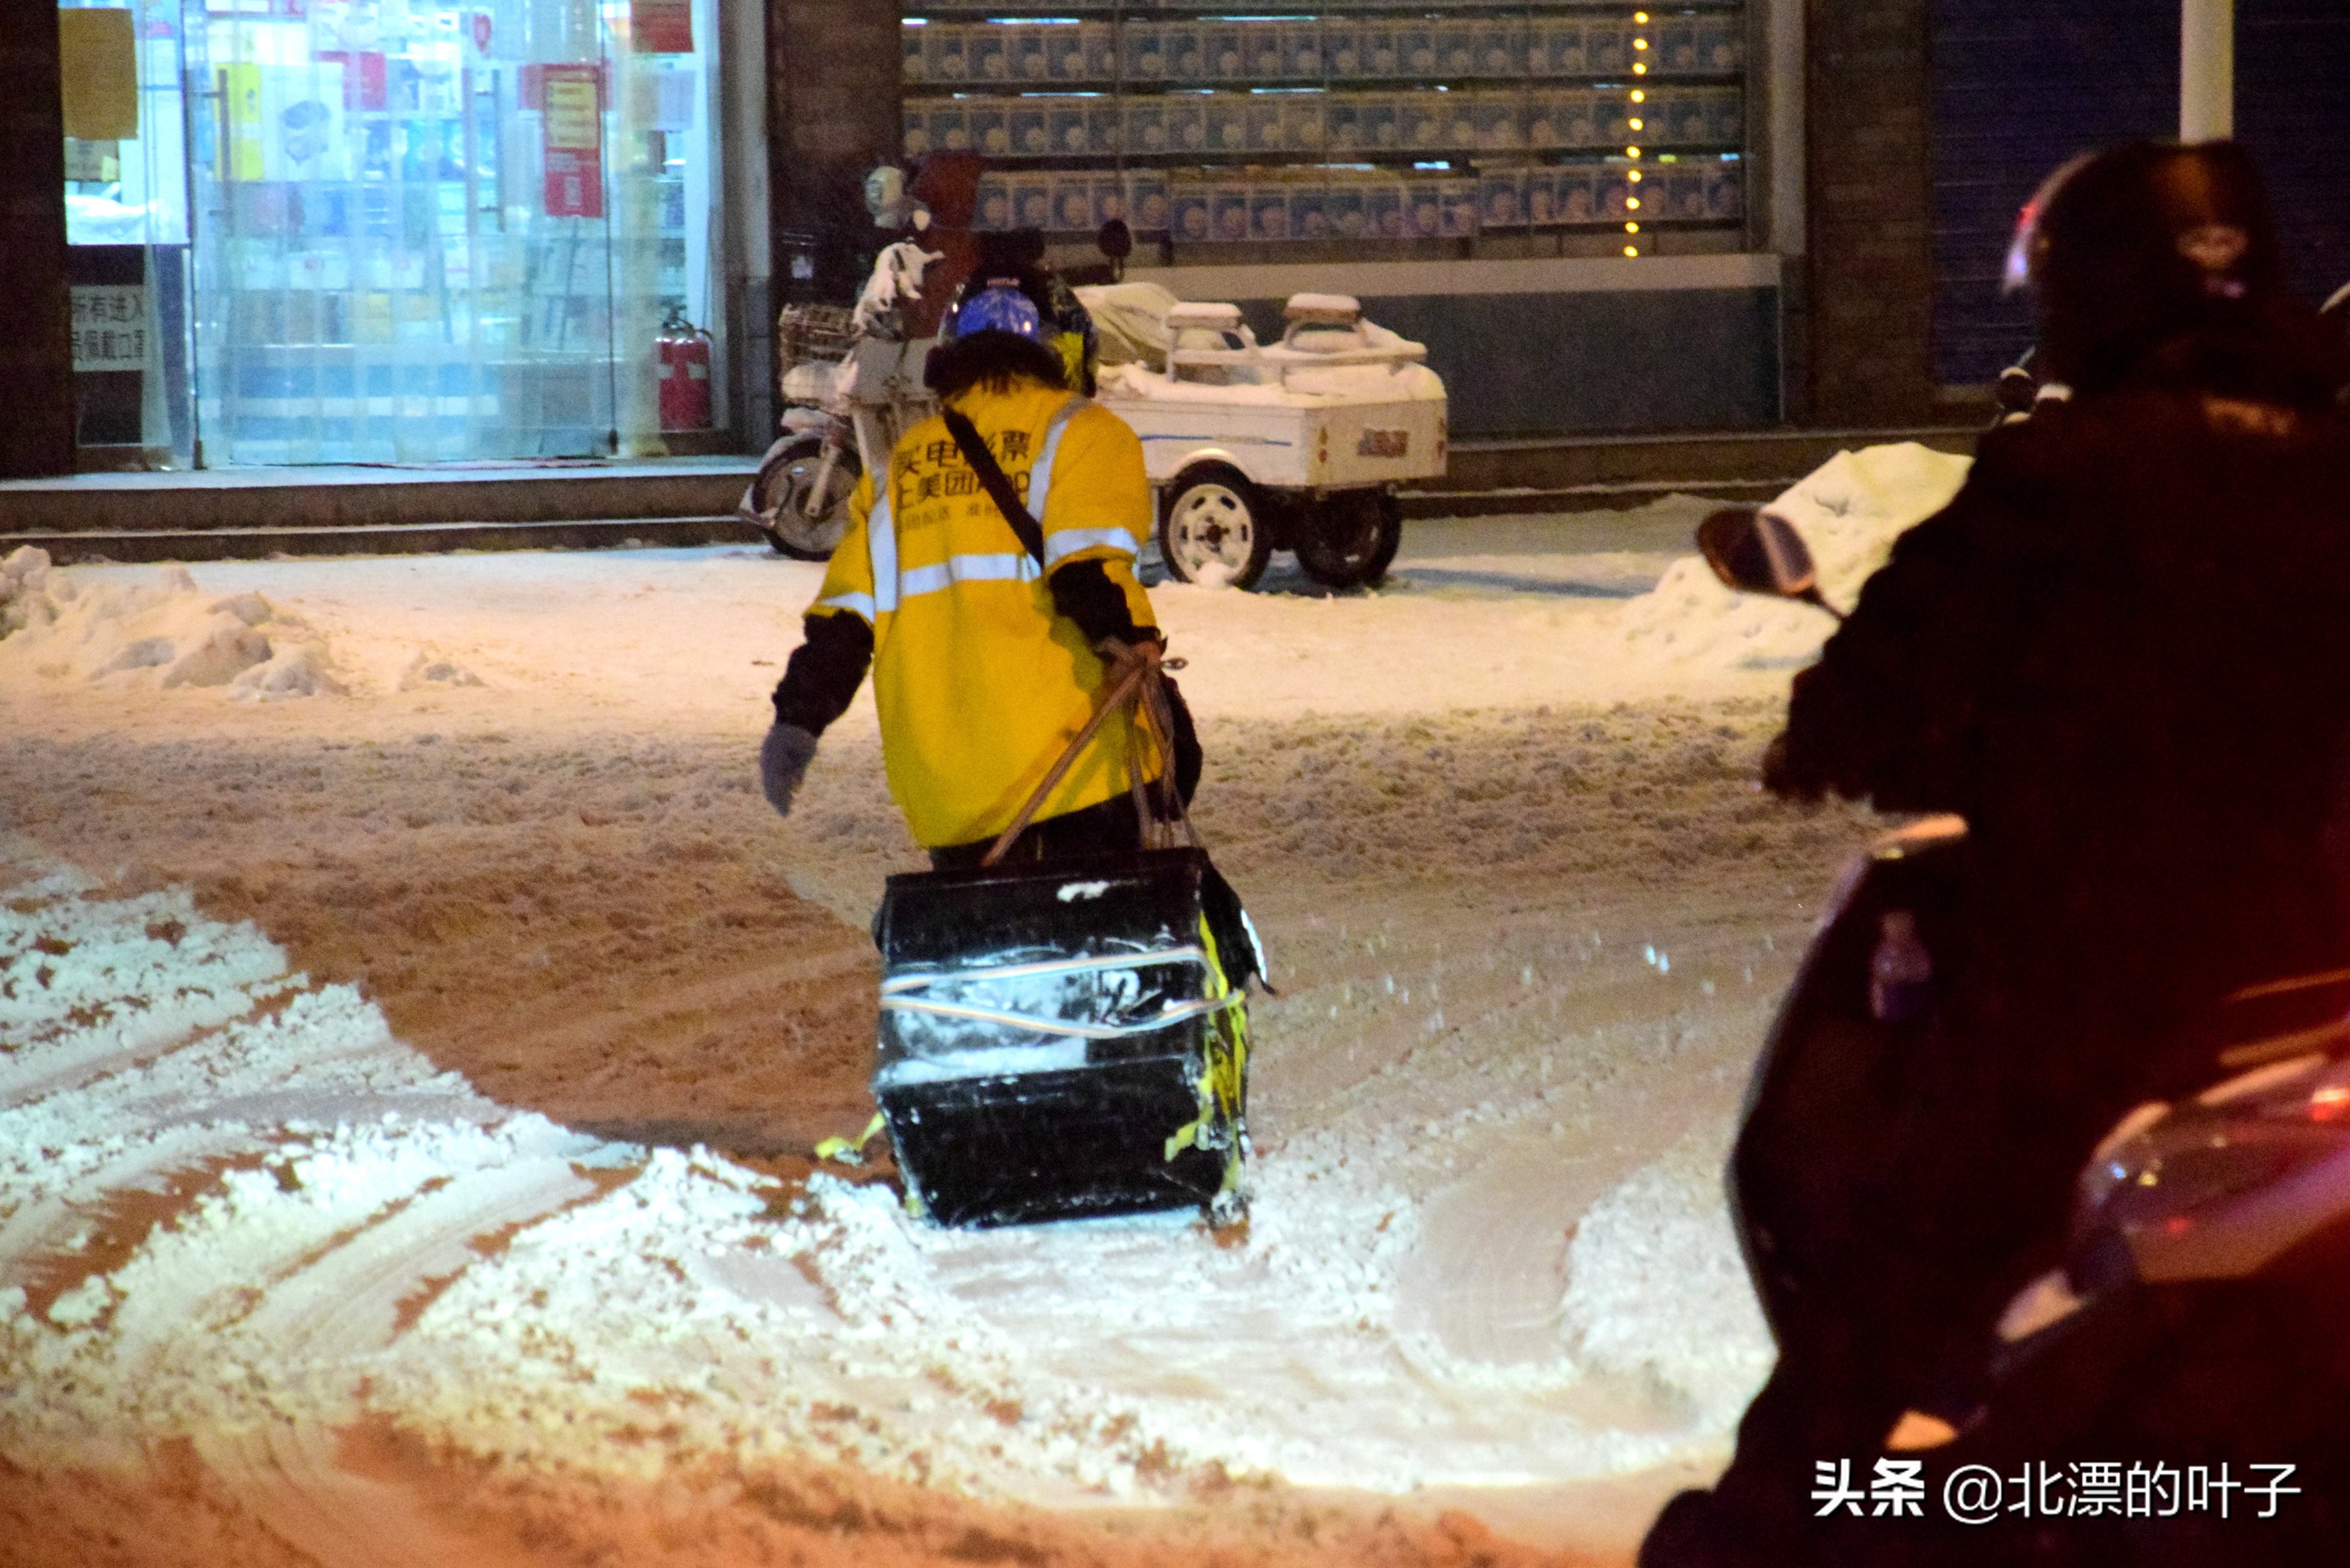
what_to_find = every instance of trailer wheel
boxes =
[741,435,859,560]
[1295,490,1402,589]
[1160,465,1273,590]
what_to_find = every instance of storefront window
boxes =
[66,0,718,467]
[63,1,189,249]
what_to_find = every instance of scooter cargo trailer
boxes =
[1088,290,1449,591]
[871,846,1260,1229]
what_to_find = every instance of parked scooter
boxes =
[739,239,943,560]
[1665,508,2350,1563]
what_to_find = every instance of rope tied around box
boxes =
[981,637,1199,867]
[879,944,1244,1040]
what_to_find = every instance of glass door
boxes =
[62,0,195,465]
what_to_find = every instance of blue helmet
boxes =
[948,279,1044,342]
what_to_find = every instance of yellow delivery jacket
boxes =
[807,377,1164,849]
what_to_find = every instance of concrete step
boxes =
[0,516,758,565]
[2,428,1983,562]
[0,457,757,528]
[0,457,765,564]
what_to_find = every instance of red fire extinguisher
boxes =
[656,308,715,431]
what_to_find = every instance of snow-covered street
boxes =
[0,451,1960,1566]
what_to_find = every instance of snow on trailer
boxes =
[1084,285,1448,592]
[746,263,1446,592]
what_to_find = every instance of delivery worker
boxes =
[759,274,1198,868]
[940,227,1101,395]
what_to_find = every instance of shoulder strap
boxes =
[939,405,1047,567]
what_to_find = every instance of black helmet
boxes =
[2009,142,2333,400]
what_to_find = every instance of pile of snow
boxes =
[0,547,342,699]
[396,648,486,691]
[1618,442,1973,673]
[1099,351,1442,407]
[1085,282,1441,407]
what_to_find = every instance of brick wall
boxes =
[1804,0,1937,426]
[1,0,73,477]
[768,0,904,307]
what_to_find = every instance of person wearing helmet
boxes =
[757,272,1197,867]
[1644,143,2350,1567]
[942,228,1101,395]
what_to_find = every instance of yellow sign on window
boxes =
[221,62,264,181]
[59,7,140,143]
[544,76,602,153]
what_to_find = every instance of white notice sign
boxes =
[70,285,147,372]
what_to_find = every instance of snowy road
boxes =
[0,470,1954,1566]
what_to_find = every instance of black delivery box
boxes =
[872,846,1260,1228]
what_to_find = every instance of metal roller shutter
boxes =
[1927,1,2349,389]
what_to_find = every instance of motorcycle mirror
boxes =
[1695,507,1843,620]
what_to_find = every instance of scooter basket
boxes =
[872,847,1255,1228]
[776,302,858,371]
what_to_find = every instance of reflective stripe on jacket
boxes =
[808,375,1161,848]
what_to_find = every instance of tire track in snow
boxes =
[3,693,1835,1551]
[0,877,294,1110]
[190,1152,605,1568]
[1,865,634,1566]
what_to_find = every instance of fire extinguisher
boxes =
[656,308,714,431]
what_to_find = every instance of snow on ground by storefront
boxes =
[0,449,1962,1566]
[1,545,343,700]
[0,441,1966,727]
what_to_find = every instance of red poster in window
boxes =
[632,0,693,54]
[315,50,387,111]
[544,148,603,217]
[540,64,604,218]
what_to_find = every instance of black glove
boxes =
[761,722,820,816]
[1759,731,1824,801]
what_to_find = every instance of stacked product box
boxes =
[904,5,1752,250]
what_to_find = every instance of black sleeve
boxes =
[1772,459,2032,813]
[1049,559,1195,800]
[1162,675,1203,804]
[1047,558,1157,649]
[770,612,874,736]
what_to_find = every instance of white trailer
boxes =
[1085,290,1448,590]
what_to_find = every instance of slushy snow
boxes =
[0,444,1966,1564]
[0,875,1767,1499]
